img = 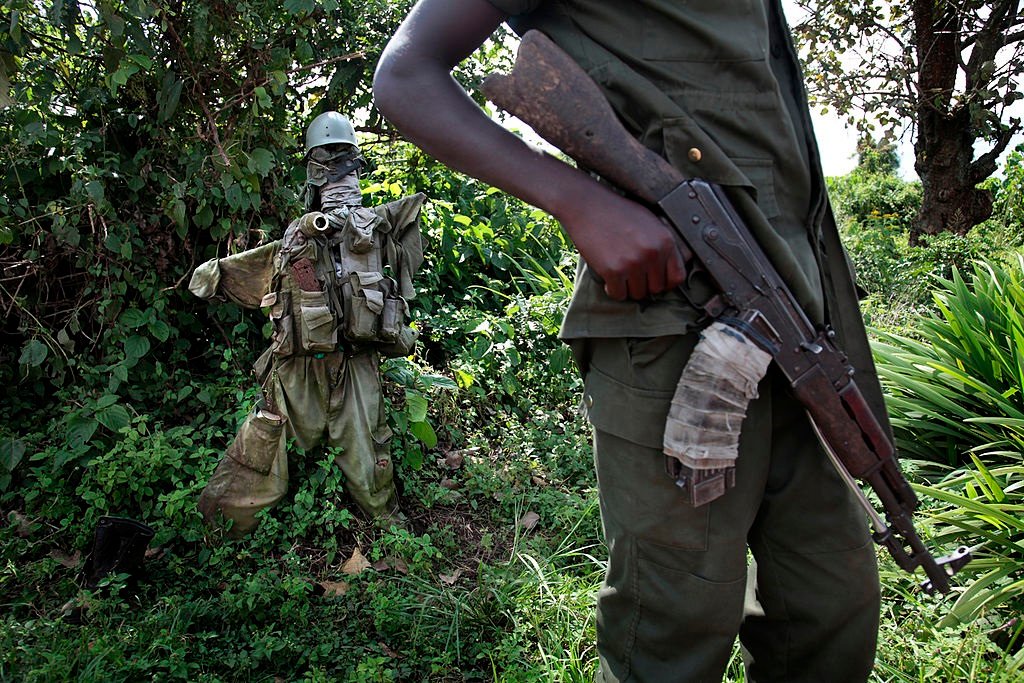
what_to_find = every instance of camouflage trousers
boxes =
[198,348,398,537]
[573,336,880,683]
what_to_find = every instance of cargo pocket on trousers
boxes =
[636,541,747,645]
[226,410,286,475]
[585,363,710,551]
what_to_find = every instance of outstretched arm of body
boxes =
[373,0,685,301]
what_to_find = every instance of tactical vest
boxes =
[260,209,417,358]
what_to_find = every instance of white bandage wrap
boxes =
[320,174,362,211]
[663,321,773,472]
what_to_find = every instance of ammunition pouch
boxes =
[342,272,415,352]
[297,290,337,352]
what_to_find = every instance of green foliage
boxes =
[793,0,1023,176]
[829,161,1007,330]
[873,584,1024,681]
[443,292,575,411]
[794,0,1022,237]
[382,355,458,470]
[916,458,1024,628]
[854,135,900,176]
[873,258,1024,468]
[5,2,1024,678]
[0,0,419,399]
[987,143,1024,244]
[828,157,923,317]
[869,257,1024,657]
[828,167,921,235]
[365,142,573,314]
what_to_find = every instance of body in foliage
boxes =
[190,112,425,536]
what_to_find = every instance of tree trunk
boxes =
[910,0,999,244]
[913,108,994,243]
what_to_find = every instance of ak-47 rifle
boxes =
[482,30,970,594]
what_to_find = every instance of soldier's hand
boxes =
[559,189,687,301]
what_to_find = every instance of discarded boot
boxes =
[82,516,155,589]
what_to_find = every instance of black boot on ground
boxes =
[82,516,155,589]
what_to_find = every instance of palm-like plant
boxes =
[916,457,1024,626]
[871,257,1024,627]
[868,260,1024,630]
[873,257,1024,468]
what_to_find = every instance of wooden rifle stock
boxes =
[482,30,970,594]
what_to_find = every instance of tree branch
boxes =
[965,0,1017,81]
[214,51,367,116]
[971,118,1023,183]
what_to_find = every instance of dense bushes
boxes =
[874,259,1024,468]
[827,153,1005,329]
[825,147,1024,677]
[0,0,429,409]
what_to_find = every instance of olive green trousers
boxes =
[198,349,398,537]
[574,336,880,683]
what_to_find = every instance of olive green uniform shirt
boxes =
[487,0,833,339]
[485,0,892,432]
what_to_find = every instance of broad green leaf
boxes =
[248,147,275,176]
[253,87,272,109]
[148,320,171,342]
[283,0,314,15]
[550,346,572,373]
[54,449,77,469]
[85,180,105,205]
[120,308,147,328]
[404,444,424,470]
[1,438,26,472]
[157,77,182,122]
[455,369,475,389]
[225,182,246,211]
[419,374,458,391]
[194,203,214,228]
[94,394,119,409]
[405,392,428,423]
[19,339,48,368]
[97,405,131,433]
[66,416,99,450]
[410,420,437,448]
[124,335,150,360]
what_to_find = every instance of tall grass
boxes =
[871,256,1024,662]
[873,257,1024,468]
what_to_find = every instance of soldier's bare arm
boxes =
[373,0,686,301]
